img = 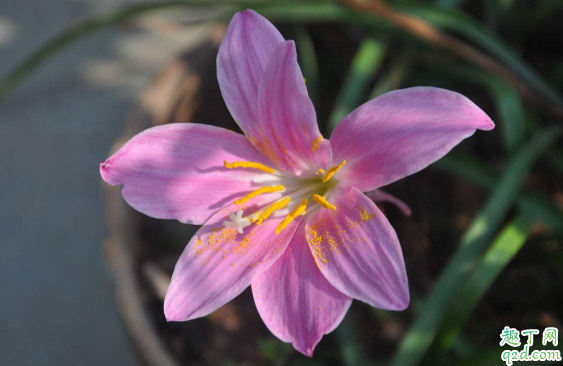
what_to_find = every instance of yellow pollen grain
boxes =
[323,160,346,182]
[360,207,376,222]
[312,194,336,210]
[316,168,325,175]
[306,224,327,265]
[234,185,284,205]
[312,136,324,152]
[223,160,275,174]
[255,197,291,225]
[276,199,307,234]
[208,229,217,241]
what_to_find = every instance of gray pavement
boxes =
[0,1,211,364]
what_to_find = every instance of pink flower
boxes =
[100,10,494,357]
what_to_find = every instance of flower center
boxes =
[222,159,346,234]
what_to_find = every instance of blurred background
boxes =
[0,1,561,365]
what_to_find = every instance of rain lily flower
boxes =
[100,10,494,356]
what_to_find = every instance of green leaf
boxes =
[527,116,563,176]
[486,78,525,154]
[405,6,563,105]
[328,38,387,131]
[435,0,466,9]
[435,154,563,237]
[390,126,563,366]
[336,313,366,366]
[367,52,411,100]
[294,26,319,106]
[432,214,535,356]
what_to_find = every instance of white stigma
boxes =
[222,210,251,234]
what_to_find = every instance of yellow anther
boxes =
[254,197,291,225]
[312,194,336,210]
[323,160,346,182]
[234,185,284,205]
[312,136,324,152]
[276,199,308,234]
[316,168,325,175]
[223,160,275,174]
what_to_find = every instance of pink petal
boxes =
[304,185,409,310]
[257,41,332,175]
[330,87,494,191]
[100,123,274,225]
[252,222,352,357]
[217,9,284,139]
[164,197,302,321]
[365,189,412,216]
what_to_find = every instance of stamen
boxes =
[316,168,325,175]
[276,199,307,234]
[224,160,276,174]
[234,185,284,205]
[254,197,291,224]
[312,194,336,210]
[323,160,346,182]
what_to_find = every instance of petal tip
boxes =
[235,9,266,26]
[163,296,185,322]
[294,343,316,358]
[240,8,257,16]
[392,290,410,311]
[284,40,297,55]
[99,160,112,183]
[395,298,410,311]
[479,118,495,131]
[235,9,253,21]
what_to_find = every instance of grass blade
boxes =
[390,126,562,366]
[367,52,410,100]
[435,0,466,9]
[294,25,319,106]
[527,116,563,176]
[435,154,563,237]
[335,313,365,366]
[486,78,525,154]
[407,6,563,105]
[432,214,535,356]
[328,38,387,131]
